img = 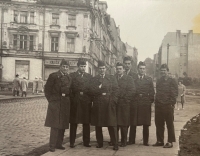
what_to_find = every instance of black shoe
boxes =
[127,141,135,145]
[96,144,103,148]
[108,142,114,146]
[84,144,91,147]
[113,145,119,151]
[153,142,164,146]
[49,148,55,152]
[70,144,75,148]
[163,142,173,148]
[120,143,127,147]
[143,143,149,146]
[56,146,65,150]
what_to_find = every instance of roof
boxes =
[38,0,90,7]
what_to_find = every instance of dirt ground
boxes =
[179,113,200,156]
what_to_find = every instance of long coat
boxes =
[21,79,28,92]
[89,74,119,127]
[115,74,136,126]
[13,77,21,91]
[132,75,155,126]
[70,71,92,124]
[44,71,72,129]
[37,79,44,91]
[124,69,138,126]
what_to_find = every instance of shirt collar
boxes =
[100,74,105,78]
[118,74,123,79]
[138,74,145,79]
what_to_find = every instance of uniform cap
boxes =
[138,61,146,67]
[60,59,69,66]
[116,62,124,68]
[98,60,106,67]
[77,58,86,66]
[160,64,169,71]
[123,56,132,62]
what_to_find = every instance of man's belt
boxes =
[61,93,70,97]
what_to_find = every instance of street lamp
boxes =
[167,43,170,66]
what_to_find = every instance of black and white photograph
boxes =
[0,0,200,156]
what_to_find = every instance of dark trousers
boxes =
[13,90,19,96]
[21,91,27,97]
[155,106,176,143]
[96,126,118,146]
[49,128,65,148]
[117,126,128,144]
[129,125,149,143]
[70,123,90,145]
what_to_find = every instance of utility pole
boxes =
[167,43,170,66]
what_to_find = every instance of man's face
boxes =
[116,66,124,75]
[60,65,69,74]
[160,68,168,77]
[124,60,132,71]
[99,66,106,75]
[78,65,86,73]
[138,65,146,76]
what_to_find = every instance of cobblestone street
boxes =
[0,98,82,156]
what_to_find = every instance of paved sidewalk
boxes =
[42,96,200,156]
[0,93,44,101]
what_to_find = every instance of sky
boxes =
[105,0,200,62]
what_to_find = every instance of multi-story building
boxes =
[0,0,126,82]
[159,30,200,78]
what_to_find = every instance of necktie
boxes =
[140,76,142,81]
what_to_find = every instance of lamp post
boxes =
[167,43,170,66]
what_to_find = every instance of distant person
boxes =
[21,77,28,97]
[177,80,186,110]
[13,74,21,96]
[44,59,72,152]
[37,77,44,93]
[153,64,178,148]
[32,76,38,94]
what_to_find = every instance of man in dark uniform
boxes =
[128,61,155,146]
[115,62,136,147]
[69,58,92,148]
[44,59,72,152]
[153,64,178,148]
[89,61,119,150]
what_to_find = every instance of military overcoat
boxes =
[89,74,119,127]
[132,75,155,126]
[125,70,138,126]
[115,74,136,126]
[70,71,92,124]
[44,71,72,129]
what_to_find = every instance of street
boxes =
[0,98,84,156]
[0,96,200,156]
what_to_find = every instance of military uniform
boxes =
[115,74,136,145]
[44,70,72,150]
[89,74,119,147]
[155,76,178,143]
[69,71,92,146]
[129,75,155,144]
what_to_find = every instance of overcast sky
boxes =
[105,0,200,62]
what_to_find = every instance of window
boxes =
[30,12,34,24]
[68,14,76,26]
[20,35,27,50]
[52,13,59,25]
[29,35,34,51]
[13,35,17,49]
[67,38,75,52]
[51,37,59,52]
[14,11,18,23]
[20,11,28,23]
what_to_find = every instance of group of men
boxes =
[44,56,178,152]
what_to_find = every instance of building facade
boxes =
[0,0,127,82]
[158,30,200,79]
